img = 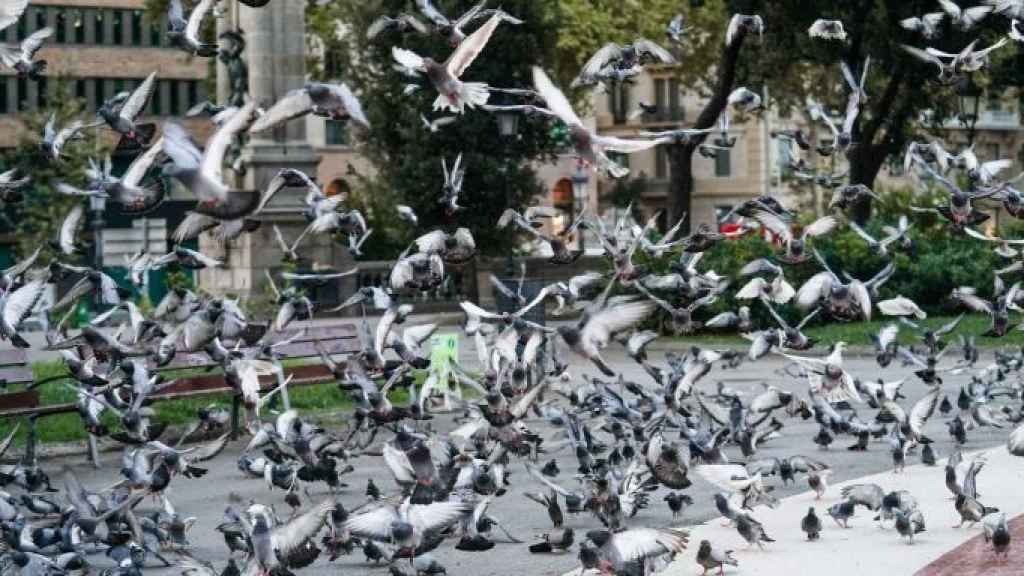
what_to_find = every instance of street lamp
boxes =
[89,194,107,307]
[496,109,519,139]
[571,162,590,253]
[958,76,982,146]
[496,107,520,277]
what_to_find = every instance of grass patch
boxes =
[0,361,432,449]
[677,313,1024,349]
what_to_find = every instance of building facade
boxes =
[0,0,213,302]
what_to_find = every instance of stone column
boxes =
[200,2,348,302]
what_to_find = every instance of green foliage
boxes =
[308,0,565,256]
[638,197,1004,334]
[2,80,111,262]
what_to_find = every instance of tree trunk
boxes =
[667,145,695,231]
[847,142,890,223]
[666,30,751,233]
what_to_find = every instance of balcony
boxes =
[976,109,1021,129]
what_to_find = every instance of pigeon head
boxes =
[390,520,414,543]
[556,326,580,345]
[585,529,611,548]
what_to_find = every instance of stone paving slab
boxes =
[657,447,1024,576]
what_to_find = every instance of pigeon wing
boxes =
[445,12,502,78]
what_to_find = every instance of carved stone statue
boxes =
[218,30,249,178]
[218,30,249,107]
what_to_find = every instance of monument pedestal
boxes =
[199,1,356,302]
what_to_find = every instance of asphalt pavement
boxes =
[35,343,1015,576]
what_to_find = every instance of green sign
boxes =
[429,333,459,392]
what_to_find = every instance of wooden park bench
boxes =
[0,323,361,466]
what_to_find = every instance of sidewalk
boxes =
[659,446,1024,576]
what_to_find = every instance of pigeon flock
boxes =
[2,1,1024,576]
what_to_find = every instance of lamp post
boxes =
[89,194,107,307]
[495,108,519,276]
[958,76,982,146]
[571,163,589,253]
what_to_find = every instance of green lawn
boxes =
[680,313,1024,349]
[0,361,423,449]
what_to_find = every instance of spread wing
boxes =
[406,500,471,533]
[344,505,401,542]
[190,432,230,461]
[581,301,657,349]
[59,204,85,254]
[162,123,203,171]
[0,0,28,33]
[533,66,583,128]
[201,102,257,186]
[578,43,621,81]
[21,27,53,60]
[332,83,370,129]
[909,388,941,435]
[123,136,165,187]
[271,499,333,557]
[120,72,157,122]
[185,0,216,42]
[392,47,426,74]
[445,12,502,78]
[249,90,313,133]
[3,278,47,330]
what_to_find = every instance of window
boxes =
[668,79,683,121]
[151,82,162,115]
[74,10,86,43]
[15,10,26,41]
[187,80,198,111]
[15,78,26,110]
[56,11,67,43]
[654,78,666,121]
[607,152,629,174]
[168,80,180,115]
[75,79,86,105]
[35,7,46,34]
[112,10,123,45]
[656,147,668,180]
[715,148,732,177]
[150,14,162,46]
[131,11,144,46]
[326,120,349,146]
[777,139,792,174]
[605,84,630,125]
[93,9,105,45]
[0,79,8,114]
[36,77,48,108]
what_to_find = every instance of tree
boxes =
[751,0,1019,222]
[1,79,110,263]
[307,0,565,257]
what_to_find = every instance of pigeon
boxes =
[392,12,506,113]
[249,82,370,134]
[791,507,819,543]
[696,539,737,574]
[808,19,847,41]
[414,0,521,47]
[572,40,676,88]
[167,0,218,56]
[97,71,158,147]
[894,508,926,544]
[0,26,52,79]
[983,513,1011,556]
[667,14,687,43]
[726,14,764,46]
[367,13,429,40]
